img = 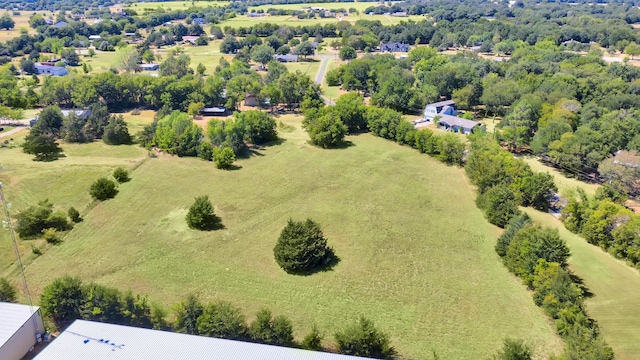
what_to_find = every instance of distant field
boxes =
[126,1,230,11]
[0,11,43,41]
[525,209,640,360]
[283,59,321,76]
[220,14,425,28]
[0,115,562,359]
[522,156,599,196]
[247,2,385,12]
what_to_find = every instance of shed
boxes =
[0,302,45,360]
[140,63,160,71]
[244,94,258,107]
[89,35,101,41]
[201,107,228,116]
[192,17,205,25]
[275,54,298,62]
[34,320,367,360]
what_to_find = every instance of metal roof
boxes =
[427,100,456,108]
[34,320,367,360]
[0,302,40,349]
[437,114,481,129]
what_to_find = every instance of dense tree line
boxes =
[303,92,467,165]
[495,215,614,359]
[562,187,640,268]
[466,135,557,227]
[39,276,395,358]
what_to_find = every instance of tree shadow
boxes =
[200,217,226,231]
[221,164,242,171]
[290,248,341,276]
[238,138,287,159]
[569,272,594,298]
[34,152,66,162]
[331,140,355,149]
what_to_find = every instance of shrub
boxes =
[15,200,71,239]
[90,177,118,201]
[491,338,532,360]
[197,301,248,340]
[103,115,131,145]
[43,228,61,244]
[113,167,131,183]
[31,245,42,256]
[186,196,222,231]
[302,325,324,351]
[273,219,335,274]
[199,142,214,161]
[476,184,521,228]
[0,278,17,302]
[67,207,82,223]
[495,213,531,257]
[334,317,395,359]
[131,109,141,115]
[303,113,347,148]
[249,309,294,346]
[213,147,236,169]
[174,294,204,335]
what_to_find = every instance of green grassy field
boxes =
[221,14,424,28]
[0,115,563,359]
[0,12,41,41]
[522,156,599,196]
[126,1,230,11]
[524,209,640,360]
[247,2,383,12]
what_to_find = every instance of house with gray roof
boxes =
[423,100,457,120]
[380,42,410,52]
[437,115,482,134]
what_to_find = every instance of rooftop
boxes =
[427,100,456,108]
[0,302,40,349]
[437,114,481,129]
[34,320,366,360]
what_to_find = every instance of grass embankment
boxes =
[0,115,562,359]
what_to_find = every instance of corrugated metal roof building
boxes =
[0,302,45,360]
[34,320,367,360]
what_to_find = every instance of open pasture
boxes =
[0,115,563,359]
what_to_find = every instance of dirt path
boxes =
[0,126,26,139]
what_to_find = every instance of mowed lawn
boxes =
[1,117,562,358]
[127,1,230,11]
[524,210,640,360]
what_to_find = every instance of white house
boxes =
[34,63,68,76]
[34,320,368,360]
[436,115,483,134]
[0,302,45,360]
[423,99,457,120]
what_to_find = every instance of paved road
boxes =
[0,126,26,139]
[314,55,336,105]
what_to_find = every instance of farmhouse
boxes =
[54,21,68,28]
[192,17,206,25]
[182,36,200,45]
[380,42,410,52]
[34,63,68,76]
[201,107,229,116]
[0,302,45,360]
[436,115,483,134]
[275,54,299,62]
[424,99,457,120]
[33,320,366,360]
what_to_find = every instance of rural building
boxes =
[140,63,160,71]
[89,35,101,41]
[201,107,228,116]
[424,100,457,120]
[248,12,267,17]
[380,42,410,52]
[192,17,206,25]
[275,54,299,62]
[309,41,319,49]
[613,150,640,168]
[34,63,68,76]
[245,94,258,107]
[437,115,482,134]
[182,36,200,45]
[61,109,92,119]
[54,21,68,27]
[391,11,408,17]
[44,18,53,25]
[33,320,367,360]
[0,302,45,360]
